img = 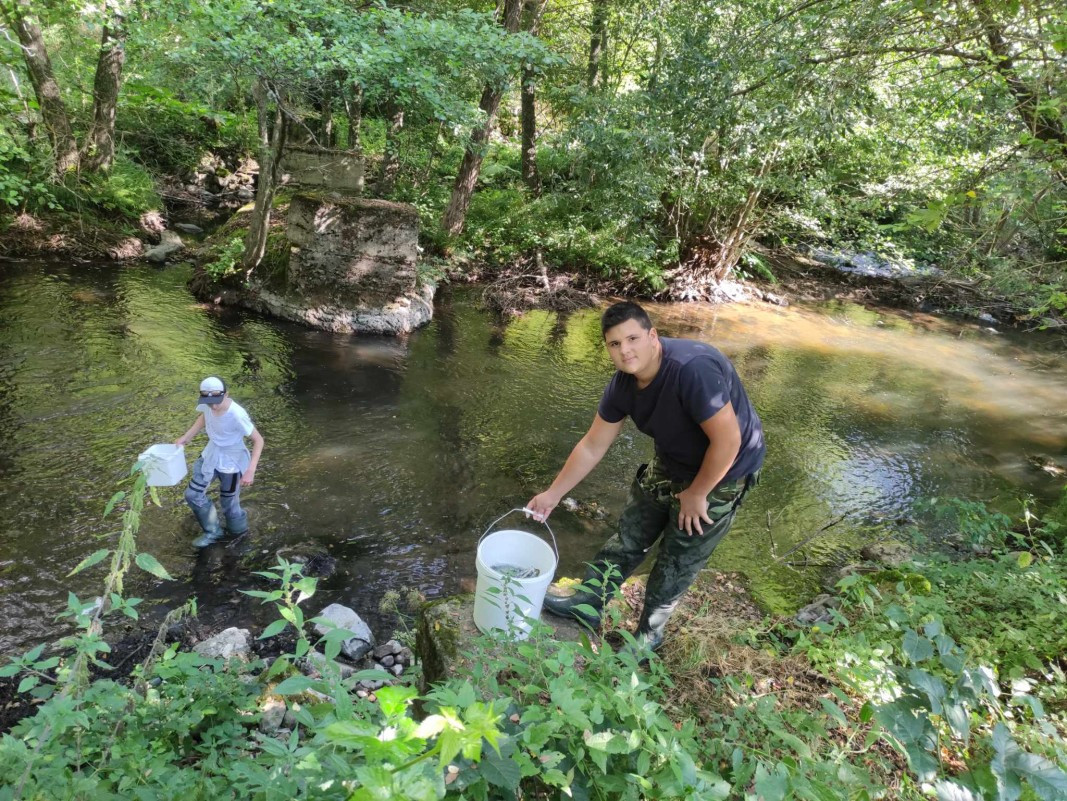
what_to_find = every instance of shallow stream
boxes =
[0,261,1064,653]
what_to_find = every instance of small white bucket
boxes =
[473,509,558,640]
[138,444,187,487]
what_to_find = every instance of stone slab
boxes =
[415,595,593,692]
[281,147,364,194]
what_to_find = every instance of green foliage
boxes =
[118,83,257,174]
[885,555,1067,679]
[698,676,888,800]
[0,119,57,211]
[379,587,427,651]
[456,182,669,291]
[78,158,163,217]
[203,235,246,282]
[446,628,730,799]
[929,497,1018,553]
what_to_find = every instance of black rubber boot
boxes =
[541,586,603,627]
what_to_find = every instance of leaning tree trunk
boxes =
[5,1,79,175]
[83,19,126,172]
[440,0,524,236]
[709,147,780,282]
[971,1,1066,184]
[243,78,287,274]
[319,82,334,148]
[375,101,404,196]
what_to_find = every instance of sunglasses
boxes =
[200,390,225,397]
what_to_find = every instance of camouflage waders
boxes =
[573,456,758,645]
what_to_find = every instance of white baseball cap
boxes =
[198,376,227,405]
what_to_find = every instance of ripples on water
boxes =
[0,262,1064,651]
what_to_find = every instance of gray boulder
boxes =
[299,648,356,680]
[259,698,286,734]
[144,230,184,263]
[795,595,841,626]
[860,541,913,567]
[314,603,375,661]
[193,627,251,660]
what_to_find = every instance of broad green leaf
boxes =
[819,697,848,728]
[259,619,288,639]
[273,675,316,695]
[1014,752,1067,801]
[902,629,934,664]
[135,552,173,580]
[68,549,110,577]
[933,780,980,801]
[905,668,946,715]
[481,747,521,789]
[103,491,126,517]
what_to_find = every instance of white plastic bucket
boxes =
[473,509,558,640]
[138,444,187,487]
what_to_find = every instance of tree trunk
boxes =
[709,147,779,282]
[345,83,363,154]
[319,83,334,148]
[520,67,539,193]
[6,1,78,175]
[972,3,1067,150]
[586,0,608,91]
[375,101,404,196]
[83,19,126,173]
[440,0,524,236]
[520,0,549,194]
[243,78,287,274]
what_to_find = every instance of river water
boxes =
[1,261,1064,653]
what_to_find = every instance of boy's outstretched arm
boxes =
[526,413,622,522]
[242,429,265,487]
[175,414,205,446]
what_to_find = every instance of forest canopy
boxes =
[0,0,1064,312]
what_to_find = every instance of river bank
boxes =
[2,499,1064,798]
[2,201,1059,334]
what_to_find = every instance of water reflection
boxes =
[0,263,1064,653]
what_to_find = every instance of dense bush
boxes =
[117,84,257,176]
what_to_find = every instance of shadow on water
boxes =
[0,264,1065,651]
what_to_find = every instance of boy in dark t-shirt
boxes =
[526,301,764,658]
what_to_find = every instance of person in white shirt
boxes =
[174,376,265,547]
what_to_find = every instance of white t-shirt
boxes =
[197,401,255,473]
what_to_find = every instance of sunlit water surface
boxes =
[0,261,1064,652]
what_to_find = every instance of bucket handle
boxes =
[478,508,558,563]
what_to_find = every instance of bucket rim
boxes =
[477,529,557,582]
[478,508,558,563]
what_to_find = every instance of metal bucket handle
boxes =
[478,508,559,563]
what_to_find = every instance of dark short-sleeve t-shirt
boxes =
[597,337,765,484]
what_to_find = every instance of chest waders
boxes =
[542,457,759,655]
